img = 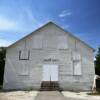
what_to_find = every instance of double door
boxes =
[43,64,58,81]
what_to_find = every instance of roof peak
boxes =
[7,21,94,51]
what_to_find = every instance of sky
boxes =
[0,0,100,52]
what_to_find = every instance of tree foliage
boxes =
[0,47,6,85]
[95,47,100,76]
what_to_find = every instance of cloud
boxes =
[0,16,17,31]
[0,39,13,47]
[0,16,27,33]
[20,8,38,24]
[59,10,72,18]
[0,7,42,34]
[0,7,48,46]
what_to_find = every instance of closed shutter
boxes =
[18,61,29,75]
[73,61,82,75]
[73,51,81,61]
[19,50,29,60]
[73,51,82,75]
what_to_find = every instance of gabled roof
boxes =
[7,21,94,51]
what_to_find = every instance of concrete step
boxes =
[40,81,60,91]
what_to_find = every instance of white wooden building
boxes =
[3,22,95,91]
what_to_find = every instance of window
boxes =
[72,51,82,75]
[19,50,30,60]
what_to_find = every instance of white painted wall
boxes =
[3,22,95,91]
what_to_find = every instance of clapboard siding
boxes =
[3,22,95,91]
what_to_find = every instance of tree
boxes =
[95,47,100,76]
[0,47,6,85]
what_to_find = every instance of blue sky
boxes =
[0,0,100,52]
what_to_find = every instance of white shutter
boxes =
[73,61,82,75]
[20,50,25,59]
[33,35,43,49]
[73,51,81,61]
[24,50,29,59]
[58,36,68,49]
[20,50,29,60]
[18,61,29,75]
[73,51,82,75]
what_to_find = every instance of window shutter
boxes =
[18,61,29,75]
[73,61,82,75]
[73,51,82,75]
[19,50,29,60]
[73,51,81,61]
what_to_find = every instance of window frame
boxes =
[19,50,30,60]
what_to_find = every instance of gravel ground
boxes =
[0,91,38,100]
[62,91,100,100]
[0,90,100,100]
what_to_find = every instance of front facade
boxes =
[3,22,95,91]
